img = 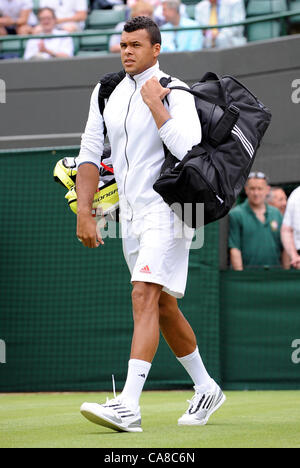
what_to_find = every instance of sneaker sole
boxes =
[178,393,226,426]
[80,405,143,433]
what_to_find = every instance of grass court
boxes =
[1,390,300,448]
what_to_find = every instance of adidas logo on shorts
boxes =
[140,265,151,274]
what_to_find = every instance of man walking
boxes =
[77,16,225,432]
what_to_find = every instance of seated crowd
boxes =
[0,0,248,58]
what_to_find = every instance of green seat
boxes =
[246,0,288,41]
[186,4,196,19]
[288,0,300,24]
[247,20,282,40]
[87,9,126,29]
[79,32,109,52]
[183,0,199,5]
[246,0,287,16]
[76,50,109,56]
[0,39,24,57]
[33,0,40,13]
[72,37,80,55]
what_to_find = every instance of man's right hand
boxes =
[76,212,104,248]
[291,254,300,270]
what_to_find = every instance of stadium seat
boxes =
[288,0,300,24]
[79,32,109,52]
[186,4,196,19]
[246,0,288,41]
[76,50,109,56]
[33,0,40,13]
[0,39,27,58]
[247,0,287,16]
[86,9,126,29]
[183,0,199,5]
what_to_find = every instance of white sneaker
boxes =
[80,397,142,433]
[178,381,226,426]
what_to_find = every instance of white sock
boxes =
[119,359,151,410]
[176,346,213,391]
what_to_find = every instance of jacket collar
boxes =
[127,62,160,87]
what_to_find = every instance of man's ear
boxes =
[153,43,161,57]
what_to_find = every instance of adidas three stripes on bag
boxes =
[154,72,272,227]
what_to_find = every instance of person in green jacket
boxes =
[229,171,288,270]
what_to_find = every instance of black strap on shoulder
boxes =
[98,69,126,114]
[98,69,126,136]
[159,76,173,108]
[160,72,226,108]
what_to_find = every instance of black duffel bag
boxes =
[153,72,272,228]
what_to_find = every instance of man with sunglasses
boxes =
[229,172,285,270]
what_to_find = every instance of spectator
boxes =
[229,172,286,270]
[160,0,203,52]
[0,0,33,35]
[281,186,300,270]
[123,0,187,26]
[127,0,160,8]
[195,0,246,49]
[24,7,74,59]
[266,186,287,215]
[110,1,154,53]
[34,0,87,33]
[91,0,123,10]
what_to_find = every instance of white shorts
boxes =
[121,201,194,299]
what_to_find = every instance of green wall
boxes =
[0,148,220,391]
[1,148,299,392]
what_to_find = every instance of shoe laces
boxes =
[186,386,212,413]
[104,374,121,406]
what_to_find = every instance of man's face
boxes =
[38,10,56,33]
[269,189,287,215]
[245,178,270,207]
[120,29,160,76]
[162,4,177,24]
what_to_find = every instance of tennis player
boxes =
[77,16,225,432]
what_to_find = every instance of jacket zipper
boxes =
[123,81,137,219]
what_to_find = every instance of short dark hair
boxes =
[123,16,161,45]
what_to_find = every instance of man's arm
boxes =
[0,8,30,27]
[56,10,87,25]
[281,224,300,269]
[76,83,105,248]
[0,16,15,26]
[142,76,201,161]
[76,163,103,248]
[228,209,244,270]
[16,8,31,27]
[281,248,291,270]
[230,248,243,271]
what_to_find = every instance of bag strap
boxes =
[160,72,226,108]
[98,70,126,135]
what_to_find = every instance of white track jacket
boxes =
[77,62,201,219]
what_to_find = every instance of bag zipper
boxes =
[188,159,225,205]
